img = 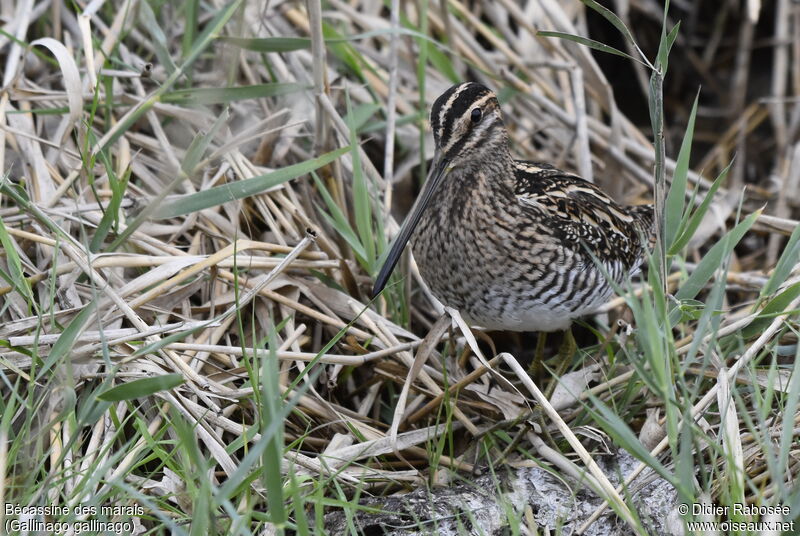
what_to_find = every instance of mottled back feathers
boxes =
[513,161,653,272]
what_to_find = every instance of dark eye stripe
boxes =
[444,118,498,160]
[432,82,492,148]
[431,84,466,146]
[441,114,501,161]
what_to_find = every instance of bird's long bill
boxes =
[372,156,449,298]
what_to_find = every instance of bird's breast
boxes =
[408,183,627,331]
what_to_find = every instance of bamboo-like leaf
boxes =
[682,238,731,366]
[665,91,699,249]
[664,21,681,65]
[668,163,730,255]
[655,0,674,72]
[579,0,638,49]
[154,145,350,219]
[648,72,661,141]
[97,374,185,401]
[675,209,761,302]
[537,31,641,64]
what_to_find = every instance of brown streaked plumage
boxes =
[373,82,653,332]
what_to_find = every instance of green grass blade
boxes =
[345,102,382,132]
[311,171,366,261]
[261,323,287,526]
[425,39,459,82]
[182,0,199,58]
[323,22,369,80]
[760,223,800,299]
[37,303,97,381]
[579,0,639,49]
[675,414,697,506]
[95,0,242,154]
[665,91,698,249]
[161,83,307,106]
[139,0,178,76]
[587,394,682,493]
[740,282,800,340]
[96,374,185,401]
[316,204,367,262]
[346,91,376,270]
[537,31,641,64]
[289,470,311,535]
[0,215,34,306]
[682,233,731,367]
[668,162,730,255]
[90,156,131,253]
[655,0,673,71]
[181,108,230,176]
[663,21,681,67]
[674,208,761,303]
[778,343,800,484]
[154,145,350,219]
[218,36,311,52]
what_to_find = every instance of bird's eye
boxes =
[470,108,482,124]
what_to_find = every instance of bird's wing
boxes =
[513,161,645,265]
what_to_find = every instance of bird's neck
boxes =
[453,149,516,198]
[436,151,517,220]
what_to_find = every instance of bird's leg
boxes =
[537,328,577,400]
[527,329,577,452]
[527,331,547,380]
[556,328,577,363]
[528,329,576,387]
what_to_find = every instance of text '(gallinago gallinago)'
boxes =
[373,82,653,335]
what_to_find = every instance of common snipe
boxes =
[373,82,653,337]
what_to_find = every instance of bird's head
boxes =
[430,82,507,168]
